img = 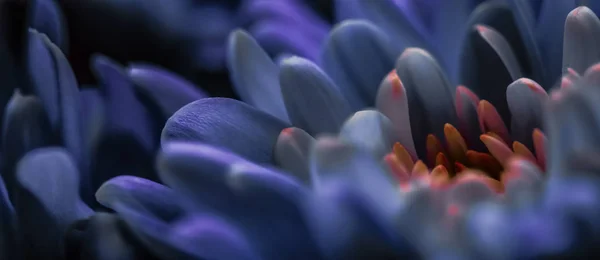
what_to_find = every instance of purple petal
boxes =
[0,174,17,260]
[339,110,396,159]
[506,78,547,148]
[280,56,352,135]
[227,30,289,122]
[562,6,600,75]
[127,63,208,118]
[30,0,67,52]
[321,20,395,109]
[274,127,315,185]
[162,98,289,165]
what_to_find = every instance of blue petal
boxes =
[395,48,456,161]
[162,98,290,165]
[127,63,208,118]
[321,20,395,109]
[506,78,547,148]
[15,148,93,259]
[0,174,18,260]
[158,142,320,259]
[280,56,352,135]
[334,0,364,21]
[535,0,577,85]
[1,91,53,194]
[249,20,322,61]
[30,0,67,52]
[274,127,314,185]
[26,30,59,128]
[465,203,515,259]
[339,110,396,159]
[562,7,600,75]
[227,30,289,122]
[79,89,104,156]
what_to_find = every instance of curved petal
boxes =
[280,56,352,135]
[274,127,314,185]
[15,148,93,259]
[334,0,364,21]
[454,86,485,151]
[157,142,320,259]
[162,98,290,165]
[339,110,396,159]
[249,20,322,61]
[321,20,395,109]
[506,78,548,148]
[79,89,104,156]
[127,63,207,118]
[0,174,18,260]
[227,30,289,122]
[395,48,456,161]
[30,0,67,51]
[562,7,600,75]
[375,70,417,157]
[1,91,53,192]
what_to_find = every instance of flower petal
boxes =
[15,148,93,259]
[162,98,290,164]
[280,56,352,135]
[506,78,548,148]
[1,91,53,192]
[503,157,543,205]
[339,109,396,159]
[395,48,456,160]
[563,6,600,74]
[249,20,322,61]
[158,142,320,259]
[127,63,207,118]
[455,86,485,151]
[0,174,17,260]
[375,70,417,157]
[321,20,395,109]
[227,30,289,122]
[274,127,314,185]
[31,0,67,51]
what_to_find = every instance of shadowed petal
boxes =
[0,174,18,260]
[376,70,417,157]
[395,48,456,161]
[79,89,104,155]
[357,0,429,54]
[162,98,290,165]
[15,148,93,259]
[334,0,364,21]
[127,64,207,118]
[280,56,352,135]
[158,142,320,259]
[506,78,548,148]
[321,20,395,109]
[26,30,59,129]
[455,86,485,151]
[31,0,67,51]
[563,6,600,74]
[227,30,289,122]
[2,91,54,193]
[339,110,396,159]
[249,20,322,61]
[274,127,314,185]
[503,158,542,205]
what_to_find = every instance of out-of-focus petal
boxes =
[227,30,289,122]
[127,63,207,118]
[30,0,67,52]
[15,148,93,259]
[506,78,547,148]
[280,56,352,135]
[334,0,363,21]
[274,127,314,185]
[395,48,456,161]
[0,174,18,260]
[454,86,484,151]
[321,20,395,109]
[162,98,289,165]
[339,110,396,159]
[158,142,320,259]
[249,20,322,61]
[562,6,600,75]
[376,70,417,157]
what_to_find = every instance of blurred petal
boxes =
[26,30,59,129]
[162,98,289,164]
[321,20,395,109]
[339,110,395,159]
[395,48,456,160]
[0,174,18,260]
[502,157,543,205]
[358,0,429,54]
[334,0,363,21]
[15,148,93,259]
[562,6,600,74]
[1,91,53,192]
[158,142,320,259]
[454,86,484,151]
[30,0,67,51]
[127,64,207,118]
[249,20,322,61]
[79,89,104,155]
[227,30,289,122]
[376,70,417,157]
[274,127,314,185]
[506,78,547,148]
[280,56,352,135]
